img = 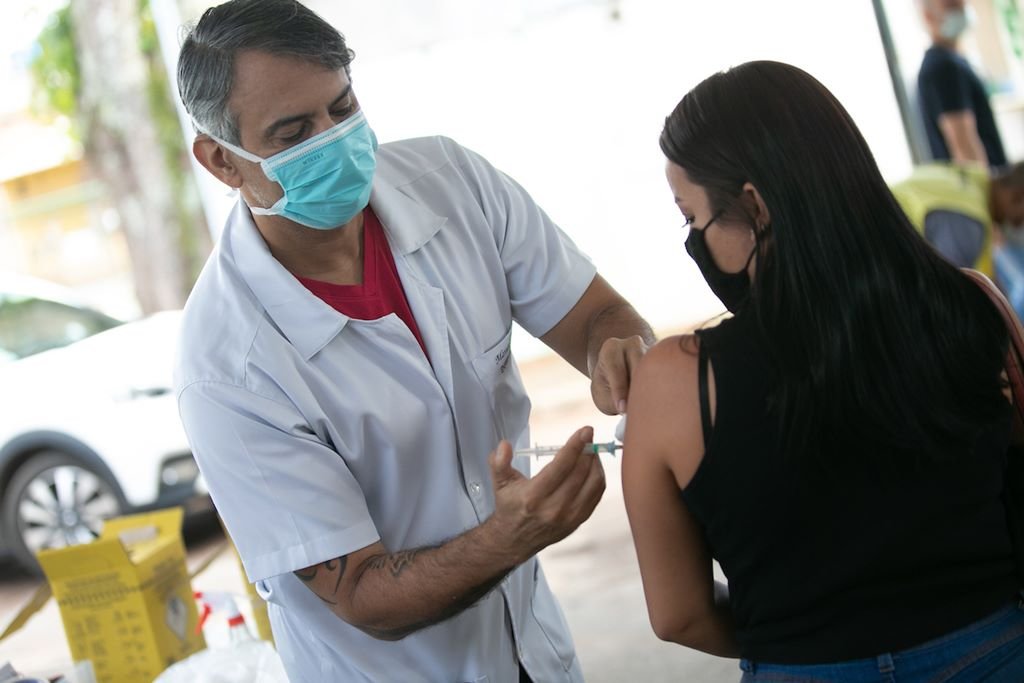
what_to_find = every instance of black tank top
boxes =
[684,314,1017,664]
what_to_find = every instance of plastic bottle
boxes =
[153,591,287,682]
[193,591,254,647]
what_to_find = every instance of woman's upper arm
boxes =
[622,335,716,639]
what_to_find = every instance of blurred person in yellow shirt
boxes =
[892,163,1024,288]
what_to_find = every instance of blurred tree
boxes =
[31,0,211,313]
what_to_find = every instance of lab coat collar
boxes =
[369,178,447,255]
[226,175,447,360]
[227,201,346,360]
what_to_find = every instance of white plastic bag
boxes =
[153,640,288,683]
[154,590,288,683]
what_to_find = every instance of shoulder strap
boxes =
[697,338,713,445]
[962,268,1024,427]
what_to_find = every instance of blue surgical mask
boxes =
[940,8,969,40]
[203,111,378,230]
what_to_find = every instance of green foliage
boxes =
[999,0,1024,60]
[29,3,79,133]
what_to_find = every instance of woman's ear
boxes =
[741,182,771,231]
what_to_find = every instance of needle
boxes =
[514,441,622,458]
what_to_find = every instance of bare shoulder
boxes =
[626,334,704,486]
[633,334,700,395]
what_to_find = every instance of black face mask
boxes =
[684,218,757,313]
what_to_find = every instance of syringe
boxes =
[514,441,622,459]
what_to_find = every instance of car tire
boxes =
[2,451,125,575]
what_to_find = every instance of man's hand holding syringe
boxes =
[514,416,627,462]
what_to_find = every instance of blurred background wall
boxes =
[0,0,1022,353]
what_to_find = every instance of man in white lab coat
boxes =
[174,1,654,681]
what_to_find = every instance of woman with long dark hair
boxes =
[623,60,1024,681]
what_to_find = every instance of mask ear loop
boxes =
[748,222,774,291]
[192,123,255,201]
[738,222,773,292]
[740,221,768,271]
[193,123,285,209]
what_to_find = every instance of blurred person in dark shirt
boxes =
[917,0,1007,167]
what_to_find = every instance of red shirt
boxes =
[297,208,427,356]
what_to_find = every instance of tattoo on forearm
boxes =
[294,555,348,606]
[364,549,424,578]
[294,543,510,641]
[328,556,347,593]
[360,615,439,641]
[357,575,505,641]
[294,566,318,582]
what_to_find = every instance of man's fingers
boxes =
[489,440,521,489]
[590,378,619,416]
[610,337,649,413]
[605,349,630,414]
[549,457,605,542]
[557,443,598,500]
[590,348,622,415]
[625,338,648,364]
[530,426,593,496]
[571,455,606,522]
[592,336,650,415]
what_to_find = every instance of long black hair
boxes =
[660,61,1008,462]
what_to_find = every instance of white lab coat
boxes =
[175,136,596,682]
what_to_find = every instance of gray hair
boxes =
[177,0,355,145]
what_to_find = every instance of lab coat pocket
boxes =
[470,325,530,447]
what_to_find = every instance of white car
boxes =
[0,274,209,573]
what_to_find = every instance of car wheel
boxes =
[2,451,124,574]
